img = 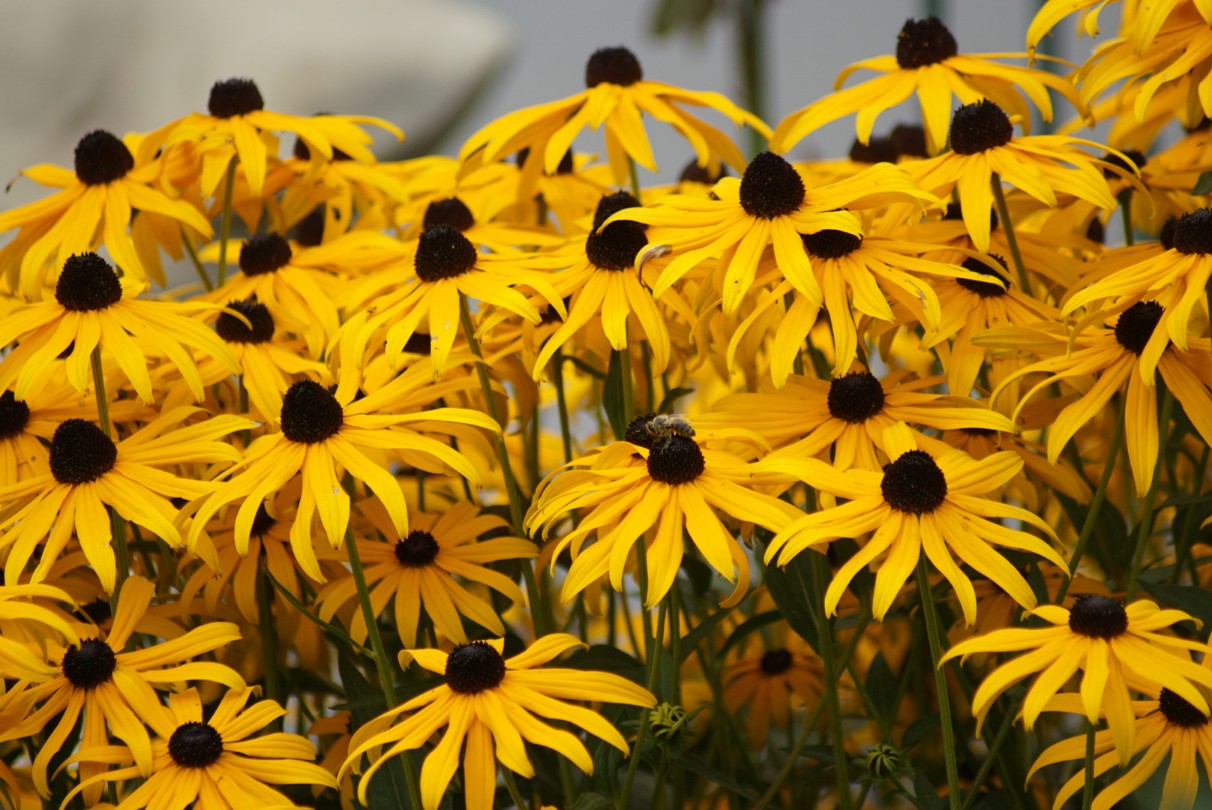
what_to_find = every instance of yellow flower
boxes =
[908,99,1119,253]
[773,16,1083,155]
[0,252,240,404]
[318,500,537,648]
[0,409,248,591]
[761,423,1067,624]
[67,685,337,809]
[1029,687,1212,810]
[342,634,656,810]
[0,130,212,294]
[527,415,803,607]
[185,377,497,581]
[0,577,244,803]
[723,629,824,749]
[943,597,1212,766]
[458,46,768,186]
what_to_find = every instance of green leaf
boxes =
[603,349,628,441]
[678,603,741,664]
[680,555,715,597]
[669,750,763,802]
[903,714,941,751]
[1140,580,1212,628]
[719,610,783,658]
[912,771,945,810]
[865,652,898,723]
[1194,170,1212,195]
[657,386,695,415]
[571,792,614,810]
[562,645,647,683]
[763,555,820,651]
[337,652,406,810]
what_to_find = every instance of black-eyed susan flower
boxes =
[514,192,694,378]
[338,223,564,378]
[0,130,212,294]
[527,415,804,607]
[0,577,244,803]
[0,378,110,485]
[145,77,400,198]
[342,634,656,810]
[943,596,1212,766]
[458,46,768,187]
[403,194,562,250]
[0,410,248,591]
[699,369,1014,472]
[772,16,1083,155]
[609,152,930,316]
[67,685,337,808]
[908,99,1119,252]
[762,423,1067,624]
[204,232,341,358]
[723,629,824,749]
[185,378,496,581]
[206,296,332,423]
[1029,687,1212,810]
[317,499,537,648]
[0,253,240,404]
[1064,208,1212,351]
[991,301,1212,497]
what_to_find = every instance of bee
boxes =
[643,414,696,447]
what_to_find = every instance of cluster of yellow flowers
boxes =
[0,1,1211,809]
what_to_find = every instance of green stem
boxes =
[552,349,574,464]
[181,231,214,292]
[617,347,635,428]
[1081,722,1096,810]
[91,347,129,602]
[808,554,853,810]
[737,0,768,158]
[958,699,1018,810]
[618,590,668,810]
[990,173,1033,299]
[502,765,528,809]
[628,158,643,203]
[1057,394,1126,603]
[343,522,422,809]
[216,160,237,287]
[257,567,283,722]
[1173,444,1210,584]
[1125,389,1175,598]
[1117,189,1135,247]
[458,295,552,637]
[915,557,962,810]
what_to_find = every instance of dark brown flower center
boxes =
[445,641,507,694]
[1101,149,1146,178]
[280,380,343,444]
[216,298,275,344]
[62,639,117,689]
[881,450,947,514]
[1172,209,1212,255]
[1114,301,1163,355]
[739,152,805,219]
[592,192,644,231]
[239,233,292,276]
[949,100,1013,155]
[759,649,793,675]
[890,124,929,158]
[1158,688,1210,728]
[516,147,576,175]
[50,420,117,485]
[208,78,264,118]
[394,530,440,568]
[802,228,862,259]
[415,224,478,282]
[827,372,886,423]
[849,137,897,165]
[74,130,134,186]
[586,223,648,272]
[625,413,659,449]
[168,722,224,767]
[56,253,122,311]
[0,391,31,440]
[585,46,643,88]
[423,198,476,233]
[896,17,958,69]
[78,598,112,625]
[251,503,277,538]
[957,256,1009,298]
[293,208,326,248]
[646,435,705,485]
[1160,217,1178,251]
[679,160,727,185]
[1068,595,1128,638]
